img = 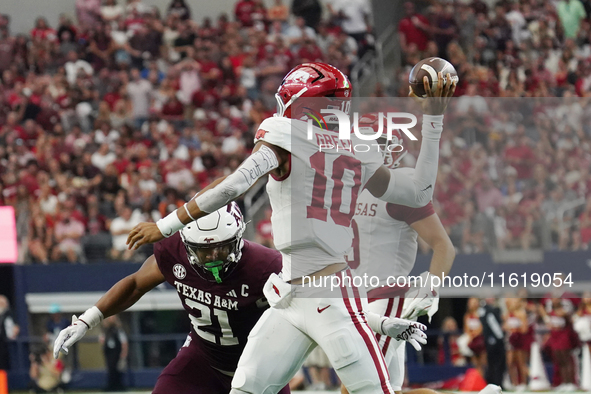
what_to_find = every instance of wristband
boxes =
[365,310,387,336]
[78,306,104,330]
[421,115,444,141]
[156,209,185,238]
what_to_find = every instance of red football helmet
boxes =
[357,113,407,168]
[275,62,352,124]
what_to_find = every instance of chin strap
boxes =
[204,261,224,283]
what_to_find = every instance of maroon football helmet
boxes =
[275,62,352,123]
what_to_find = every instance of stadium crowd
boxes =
[395,0,591,254]
[0,0,372,263]
[0,0,590,265]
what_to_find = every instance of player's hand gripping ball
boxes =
[409,57,459,98]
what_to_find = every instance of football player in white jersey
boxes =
[127,62,455,394]
[342,113,455,394]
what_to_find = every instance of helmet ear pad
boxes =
[180,203,246,283]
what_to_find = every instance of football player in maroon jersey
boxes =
[53,203,290,393]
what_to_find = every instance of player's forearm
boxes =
[156,145,279,237]
[412,115,443,203]
[95,275,146,318]
[428,238,455,279]
[378,115,442,207]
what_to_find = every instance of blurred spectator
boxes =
[255,208,273,248]
[101,0,124,24]
[52,207,86,263]
[463,297,486,378]
[45,304,69,345]
[76,0,102,29]
[480,297,506,387]
[576,196,591,249]
[291,0,322,30]
[109,205,142,261]
[64,50,93,86]
[496,201,535,250]
[167,0,191,21]
[0,295,19,370]
[27,213,53,264]
[430,3,458,58]
[474,176,503,215]
[459,200,487,253]
[158,188,184,218]
[29,344,64,393]
[327,0,372,45]
[127,68,153,128]
[438,316,465,366]
[99,316,128,392]
[541,186,575,250]
[285,16,316,52]
[234,0,259,27]
[503,298,529,391]
[267,0,289,25]
[539,298,578,390]
[165,158,195,193]
[557,0,587,39]
[398,2,430,53]
[91,143,117,172]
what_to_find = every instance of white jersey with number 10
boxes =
[255,116,382,281]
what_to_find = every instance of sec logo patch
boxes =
[173,264,186,280]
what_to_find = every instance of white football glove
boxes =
[383,317,428,351]
[262,273,293,309]
[365,311,428,351]
[402,271,440,322]
[53,306,103,359]
[53,315,88,358]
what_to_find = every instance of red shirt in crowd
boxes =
[398,14,430,51]
[504,144,536,180]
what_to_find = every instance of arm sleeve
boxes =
[378,115,442,208]
[195,145,279,213]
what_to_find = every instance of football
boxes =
[409,57,459,97]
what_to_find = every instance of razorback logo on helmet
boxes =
[285,69,312,84]
[255,129,269,140]
[203,237,215,243]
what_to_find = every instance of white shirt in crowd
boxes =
[127,79,153,118]
[110,210,143,251]
[65,59,94,85]
[91,150,117,171]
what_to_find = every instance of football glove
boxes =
[402,271,440,322]
[53,306,103,359]
[263,273,293,309]
[366,311,428,351]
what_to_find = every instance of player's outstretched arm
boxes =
[53,255,165,358]
[126,141,289,250]
[402,213,455,321]
[365,72,456,207]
